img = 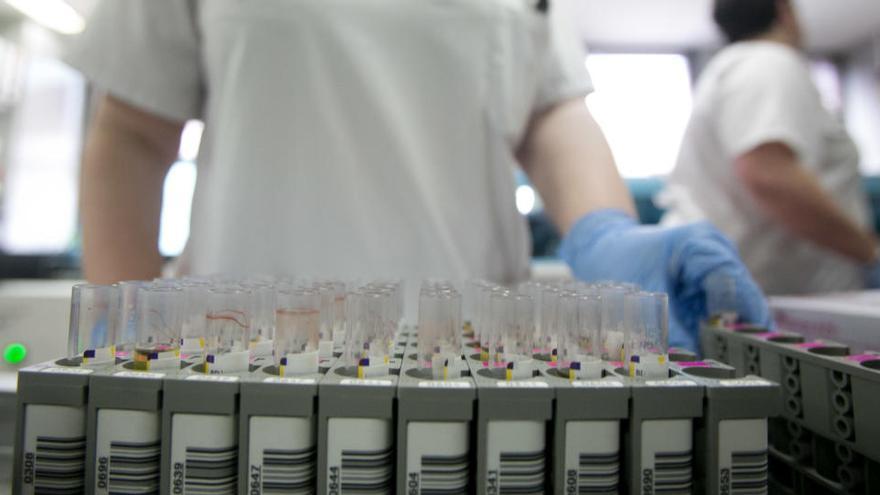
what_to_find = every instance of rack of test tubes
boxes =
[701,302,880,493]
[13,276,782,495]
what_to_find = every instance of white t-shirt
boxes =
[659,41,871,295]
[66,0,592,288]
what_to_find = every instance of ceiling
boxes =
[571,0,880,54]
[0,0,877,54]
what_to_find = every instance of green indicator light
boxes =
[3,343,27,364]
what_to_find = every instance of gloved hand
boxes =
[559,209,771,352]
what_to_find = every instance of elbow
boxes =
[733,143,795,200]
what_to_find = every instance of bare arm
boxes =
[735,142,877,263]
[517,98,636,234]
[80,95,184,284]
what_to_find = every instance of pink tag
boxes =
[754,332,781,339]
[677,361,711,367]
[610,361,623,368]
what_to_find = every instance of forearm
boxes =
[739,155,876,263]
[518,98,636,235]
[80,97,181,284]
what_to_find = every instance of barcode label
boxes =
[170,414,238,495]
[260,446,316,494]
[406,422,470,494]
[106,440,161,494]
[249,416,316,495]
[486,421,545,495]
[326,418,393,494]
[564,420,620,494]
[718,419,768,495]
[653,450,693,493]
[338,447,394,492]
[33,435,87,494]
[641,419,692,495]
[95,409,162,495]
[728,451,768,494]
[22,405,87,495]
[180,445,238,493]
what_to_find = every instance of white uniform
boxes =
[659,41,870,295]
[66,0,591,286]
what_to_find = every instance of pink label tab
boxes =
[677,361,711,368]
[755,332,781,339]
[610,361,623,368]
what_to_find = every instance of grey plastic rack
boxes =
[396,353,476,494]
[160,364,244,495]
[238,359,333,495]
[317,356,403,494]
[467,358,554,495]
[86,365,168,495]
[13,359,95,495]
[702,321,880,494]
[673,359,781,494]
[542,365,630,495]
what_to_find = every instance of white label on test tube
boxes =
[564,420,620,494]
[326,418,393,494]
[281,351,319,376]
[640,419,693,494]
[170,414,238,494]
[406,422,469,494]
[485,421,545,494]
[318,340,334,359]
[180,337,205,360]
[718,419,768,493]
[248,416,316,494]
[629,352,669,380]
[21,405,87,495]
[206,350,250,374]
[82,345,117,369]
[94,409,161,495]
[250,339,274,360]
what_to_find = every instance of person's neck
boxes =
[753,27,800,50]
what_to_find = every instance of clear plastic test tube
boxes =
[68,284,119,367]
[502,292,534,380]
[274,288,321,376]
[134,285,183,370]
[705,271,738,327]
[115,280,146,360]
[345,288,393,378]
[203,287,253,374]
[624,292,669,379]
[598,285,631,362]
[567,294,604,380]
[247,282,276,356]
[417,286,462,380]
[180,282,210,360]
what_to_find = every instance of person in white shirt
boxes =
[71,0,770,349]
[659,0,880,296]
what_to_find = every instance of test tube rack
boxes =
[13,327,785,495]
[701,322,880,494]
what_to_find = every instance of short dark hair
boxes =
[713,0,781,43]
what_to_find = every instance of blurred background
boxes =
[0,0,876,271]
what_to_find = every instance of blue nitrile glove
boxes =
[559,209,771,352]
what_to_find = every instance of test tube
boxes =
[705,271,738,327]
[67,284,119,367]
[203,287,253,374]
[180,282,210,360]
[345,288,393,377]
[598,285,631,362]
[502,292,534,380]
[624,292,669,379]
[417,286,462,380]
[567,294,604,380]
[274,288,321,376]
[245,282,276,362]
[134,285,183,370]
[114,280,146,360]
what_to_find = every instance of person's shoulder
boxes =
[720,41,808,78]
